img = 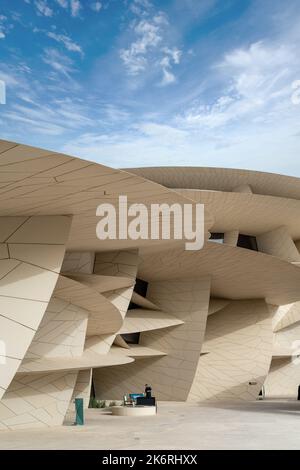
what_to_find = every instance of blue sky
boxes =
[0,0,300,174]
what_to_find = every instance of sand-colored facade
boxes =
[0,139,300,429]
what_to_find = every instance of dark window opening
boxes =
[134,278,148,298]
[128,301,140,310]
[128,277,149,309]
[237,234,258,251]
[209,232,224,244]
[121,332,140,344]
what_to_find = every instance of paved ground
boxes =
[0,400,300,450]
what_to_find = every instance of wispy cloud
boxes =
[130,0,152,16]
[120,16,164,75]
[55,0,68,8]
[181,41,297,129]
[42,48,75,76]
[59,31,300,173]
[0,14,8,39]
[0,70,20,87]
[47,31,83,55]
[91,2,102,13]
[2,0,300,177]
[120,4,182,85]
[160,47,182,85]
[34,0,53,17]
[3,93,95,138]
[70,0,81,17]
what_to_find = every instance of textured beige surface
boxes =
[208,298,230,315]
[264,358,300,399]
[127,166,300,200]
[84,335,116,355]
[174,189,300,239]
[90,250,141,358]
[188,300,273,401]
[264,301,300,398]
[233,183,253,193]
[65,273,134,293]
[24,298,88,359]
[94,250,140,280]
[110,345,167,358]
[61,252,95,274]
[0,141,203,252]
[131,291,159,310]
[120,308,184,334]
[256,226,300,262]
[113,334,130,349]
[273,321,300,356]
[94,278,211,401]
[70,369,92,410]
[223,230,239,247]
[0,216,70,401]
[17,350,134,374]
[138,242,300,305]
[2,139,300,431]
[0,371,77,430]
[273,302,300,332]
[54,275,123,335]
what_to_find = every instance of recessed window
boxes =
[209,232,224,244]
[121,333,140,344]
[128,277,149,310]
[237,234,258,251]
[134,278,148,297]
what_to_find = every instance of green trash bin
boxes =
[75,398,84,425]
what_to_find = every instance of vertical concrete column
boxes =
[224,230,239,247]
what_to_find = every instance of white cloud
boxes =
[17,92,38,104]
[56,0,68,7]
[120,19,162,75]
[103,104,130,122]
[119,50,146,75]
[120,13,172,76]
[47,32,83,55]
[91,2,102,12]
[161,67,175,85]
[5,110,67,136]
[59,35,300,174]
[0,14,7,39]
[2,93,96,139]
[160,47,181,86]
[130,0,152,16]
[60,112,300,173]
[222,41,293,70]
[120,9,181,85]
[181,41,298,129]
[70,0,81,17]
[35,0,53,17]
[0,0,299,179]
[0,71,20,87]
[162,47,181,64]
[137,122,188,143]
[42,48,75,76]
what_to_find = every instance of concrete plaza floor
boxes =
[0,400,300,450]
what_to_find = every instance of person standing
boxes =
[145,384,152,398]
